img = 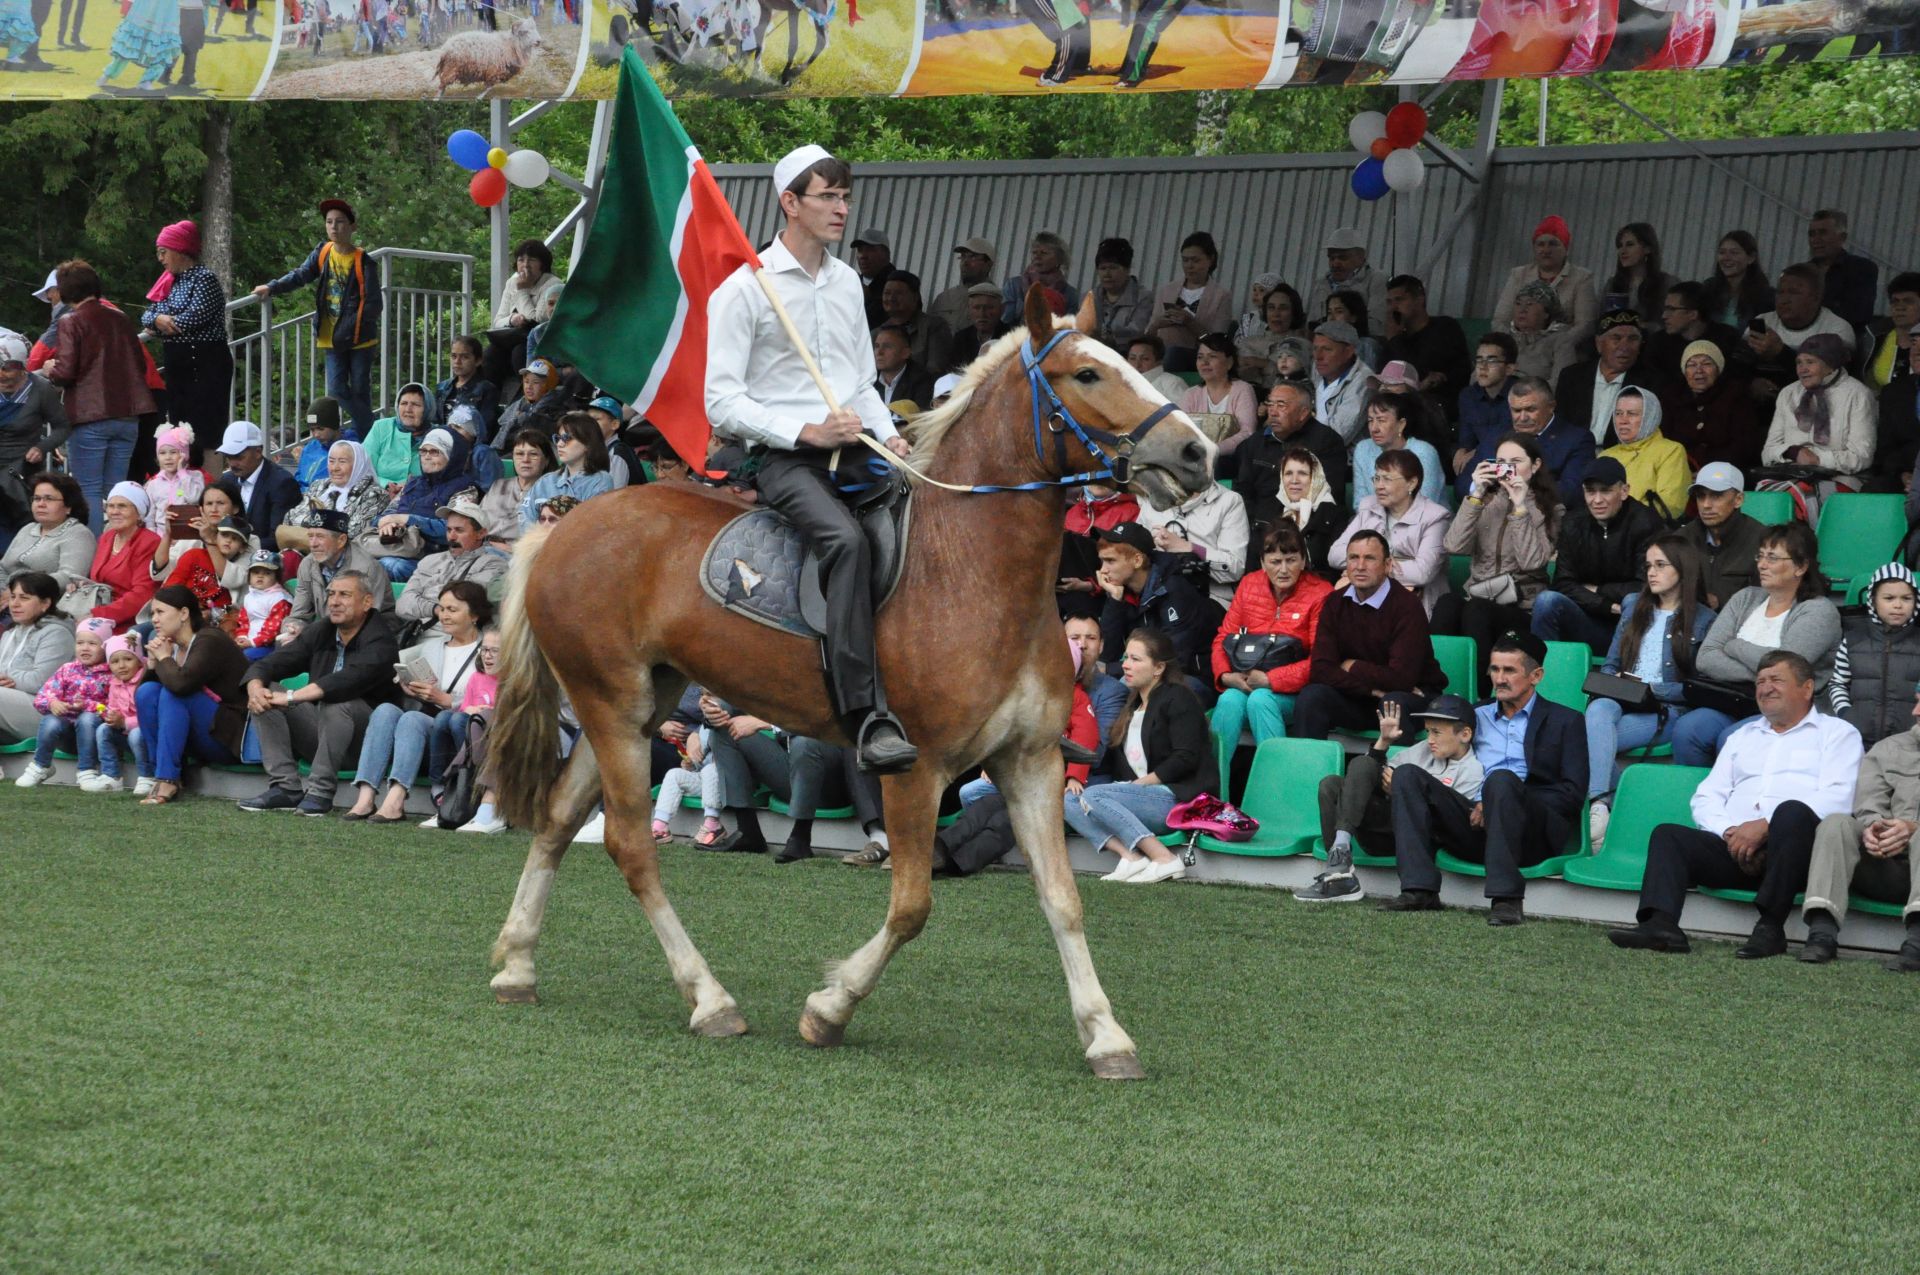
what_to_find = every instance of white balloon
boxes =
[1382,147,1425,192]
[1347,111,1387,154]
[503,149,552,189]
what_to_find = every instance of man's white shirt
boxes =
[706,235,896,451]
[1690,707,1862,834]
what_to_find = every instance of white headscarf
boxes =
[323,440,373,508]
[106,480,150,519]
[1278,452,1335,527]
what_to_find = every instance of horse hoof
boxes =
[493,984,539,1005]
[1089,1052,1146,1081]
[691,1006,749,1038]
[798,1007,846,1048]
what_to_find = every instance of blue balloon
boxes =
[447,130,491,172]
[1350,157,1389,201]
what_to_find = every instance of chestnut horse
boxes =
[485,288,1216,1078]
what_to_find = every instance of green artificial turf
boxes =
[4,789,1918,1272]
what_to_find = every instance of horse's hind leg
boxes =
[580,693,747,1038]
[997,746,1143,1080]
[489,739,603,1003]
[799,764,944,1047]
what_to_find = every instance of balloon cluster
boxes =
[1346,103,1427,202]
[446,128,553,209]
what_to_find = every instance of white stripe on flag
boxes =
[630,149,700,416]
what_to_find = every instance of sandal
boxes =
[652,821,674,844]
[842,840,889,867]
[139,783,180,806]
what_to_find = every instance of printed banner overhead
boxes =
[0,0,1907,98]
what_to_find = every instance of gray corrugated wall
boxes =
[713,132,1919,320]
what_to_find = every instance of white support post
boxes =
[1435,78,1505,316]
[489,99,512,317]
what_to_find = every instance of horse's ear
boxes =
[1072,293,1096,335]
[1023,283,1053,341]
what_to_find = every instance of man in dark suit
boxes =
[216,419,302,542]
[1553,309,1673,449]
[872,324,935,414]
[1383,630,1589,925]
[1236,380,1348,530]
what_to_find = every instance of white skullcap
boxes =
[107,481,150,518]
[773,144,834,195]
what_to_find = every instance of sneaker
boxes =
[133,776,157,798]
[1129,857,1187,884]
[573,812,605,844]
[420,814,442,829]
[458,814,507,834]
[14,761,52,788]
[80,773,122,794]
[1293,872,1363,904]
[1588,801,1610,853]
[237,788,300,812]
[73,768,100,787]
[1100,856,1147,882]
[296,795,332,818]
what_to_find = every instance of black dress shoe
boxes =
[1377,890,1441,912]
[1607,920,1691,953]
[856,718,919,774]
[1487,899,1524,927]
[1884,936,1920,973]
[773,839,813,864]
[1798,931,1839,964]
[1735,919,1788,960]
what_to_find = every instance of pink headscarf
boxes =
[147,220,203,303]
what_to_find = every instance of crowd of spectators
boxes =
[6,200,1920,968]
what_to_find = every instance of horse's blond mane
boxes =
[906,317,1076,465]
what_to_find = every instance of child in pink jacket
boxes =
[79,633,152,795]
[18,618,114,788]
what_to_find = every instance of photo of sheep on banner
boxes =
[259,0,589,98]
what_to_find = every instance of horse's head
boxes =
[1017,286,1217,511]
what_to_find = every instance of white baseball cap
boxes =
[216,421,264,454]
[32,269,58,303]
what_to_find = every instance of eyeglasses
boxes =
[1755,551,1797,564]
[801,192,854,208]
[553,433,573,444]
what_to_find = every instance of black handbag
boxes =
[1684,676,1758,720]
[435,713,492,830]
[1225,630,1307,674]
[1582,671,1656,711]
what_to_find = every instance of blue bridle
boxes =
[1010,329,1180,491]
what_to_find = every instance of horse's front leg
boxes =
[997,745,1144,1079]
[799,763,945,1047]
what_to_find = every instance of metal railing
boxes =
[228,247,475,454]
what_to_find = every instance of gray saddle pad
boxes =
[699,500,910,640]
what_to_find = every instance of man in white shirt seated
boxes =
[1609,649,1863,959]
[704,145,918,774]
[1744,263,1857,397]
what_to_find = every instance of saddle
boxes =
[699,465,912,640]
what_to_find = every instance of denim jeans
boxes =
[354,702,455,793]
[33,713,77,767]
[1672,707,1748,767]
[1063,781,1176,854]
[325,345,377,436]
[1209,687,1294,747]
[1529,590,1616,652]
[1583,699,1676,798]
[84,714,149,779]
[959,775,998,807]
[67,417,137,535]
[136,679,236,782]
[380,555,420,582]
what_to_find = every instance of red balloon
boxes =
[1385,102,1428,150]
[470,168,508,208]
[1369,137,1394,160]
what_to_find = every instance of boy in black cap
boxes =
[1094,521,1213,689]
[1297,695,1486,904]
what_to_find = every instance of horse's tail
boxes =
[492,525,563,832]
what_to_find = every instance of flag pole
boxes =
[752,268,854,472]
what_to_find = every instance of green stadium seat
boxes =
[1435,798,1590,881]
[1541,641,1591,710]
[0,738,32,754]
[1843,571,1878,606]
[1562,764,1711,891]
[1815,494,1907,586]
[1217,478,1233,492]
[1447,554,1472,595]
[1195,737,1343,858]
[768,795,848,819]
[392,582,406,600]
[1740,489,1794,526]
[1211,718,1237,801]
[1459,317,1492,350]
[1849,896,1905,918]
[1431,634,1477,700]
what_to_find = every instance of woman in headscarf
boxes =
[1762,332,1877,494]
[1599,387,1691,518]
[374,428,480,581]
[87,482,163,633]
[1508,280,1580,382]
[280,438,385,552]
[140,221,231,455]
[363,382,439,491]
[1268,445,1345,577]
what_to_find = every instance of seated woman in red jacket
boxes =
[1210,521,1332,747]
[85,481,162,634]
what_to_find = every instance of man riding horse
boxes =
[705,144,920,775]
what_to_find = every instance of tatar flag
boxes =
[541,45,760,470]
